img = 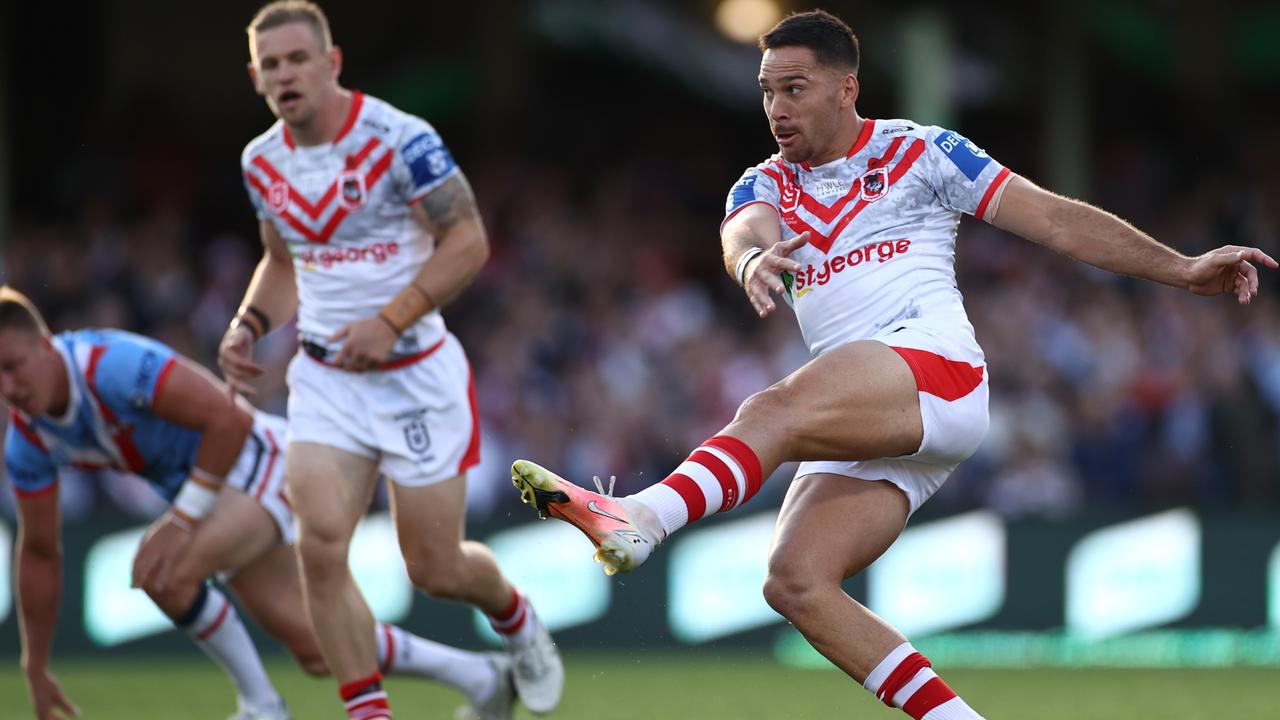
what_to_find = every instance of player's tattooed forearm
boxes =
[419,173,479,233]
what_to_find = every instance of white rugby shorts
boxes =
[285,332,480,487]
[796,316,990,515]
[225,410,294,544]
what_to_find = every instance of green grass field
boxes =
[7,653,1280,719]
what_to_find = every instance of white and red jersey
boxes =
[723,119,1012,359]
[241,91,458,355]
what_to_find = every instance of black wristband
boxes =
[243,305,272,336]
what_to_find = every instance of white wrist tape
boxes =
[173,479,219,520]
[735,247,765,286]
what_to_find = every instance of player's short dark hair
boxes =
[0,287,50,338]
[247,0,333,50]
[759,10,860,74]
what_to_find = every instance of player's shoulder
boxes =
[357,92,437,146]
[740,152,786,176]
[68,329,174,372]
[241,120,288,168]
[872,118,930,140]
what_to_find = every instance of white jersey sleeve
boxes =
[921,126,1012,221]
[722,162,782,230]
[391,118,460,204]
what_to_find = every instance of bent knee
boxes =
[296,532,348,571]
[762,564,828,620]
[737,384,792,423]
[404,554,467,599]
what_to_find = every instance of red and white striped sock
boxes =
[630,435,764,536]
[340,672,392,720]
[176,584,281,712]
[863,643,984,720]
[488,587,534,645]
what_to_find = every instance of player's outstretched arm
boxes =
[218,221,297,396]
[989,175,1277,304]
[131,358,254,593]
[329,171,489,370]
[721,203,804,317]
[16,489,81,719]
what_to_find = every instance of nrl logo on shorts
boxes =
[338,169,367,210]
[268,181,290,214]
[400,411,431,455]
[860,167,888,202]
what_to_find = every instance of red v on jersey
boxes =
[761,136,927,254]
[245,144,395,244]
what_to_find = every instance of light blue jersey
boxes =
[6,329,200,501]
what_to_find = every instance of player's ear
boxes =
[247,62,265,96]
[841,72,859,108]
[328,45,343,82]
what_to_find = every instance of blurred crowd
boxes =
[3,124,1279,525]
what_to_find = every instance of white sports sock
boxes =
[177,584,281,710]
[376,623,497,705]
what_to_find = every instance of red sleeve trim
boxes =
[14,480,58,499]
[720,200,779,233]
[151,357,178,407]
[975,167,1012,220]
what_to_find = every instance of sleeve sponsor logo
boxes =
[726,173,758,215]
[934,130,992,182]
[402,132,454,188]
[130,350,160,410]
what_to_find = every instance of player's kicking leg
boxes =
[389,474,563,715]
[138,486,290,720]
[513,339,987,718]
[232,540,516,720]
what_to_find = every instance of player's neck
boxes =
[288,88,353,147]
[809,114,866,167]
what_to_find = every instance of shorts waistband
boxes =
[301,335,446,372]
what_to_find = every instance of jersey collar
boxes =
[46,337,82,428]
[800,118,876,172]
[282,90,365,150]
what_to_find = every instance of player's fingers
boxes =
[130,555,151,588]
[744,284,767,317]
[777,232,809,255]
[762,253,803,274]
[327,324,352,344]
[221,354,265,377]
[1240,261,1259,295]
[228,377,259,399]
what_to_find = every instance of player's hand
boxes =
[328,316,398,372]
[744,232,807,318]
[217,324,265,398]
[130,512,193,595]
[25,665,80,720]
[1186,245,1278,304]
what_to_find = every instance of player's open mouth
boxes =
[277,90,303,108]
[774,130,798,147]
